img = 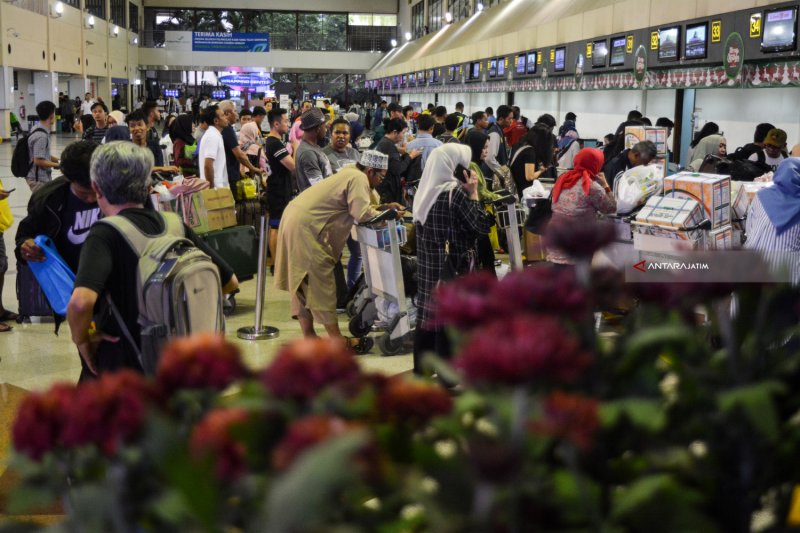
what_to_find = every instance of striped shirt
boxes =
[83,126,108,144]
[744,194,800,284]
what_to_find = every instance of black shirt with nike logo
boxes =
[58,188,100,272]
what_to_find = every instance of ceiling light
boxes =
[85,15,95,29]
[404,32,412,41]
[110,25,119,37]
[130,36,138,45]
[444,11,453,23]
[50,1,64,17]
[390,38,398,47]
[476,3,484,12]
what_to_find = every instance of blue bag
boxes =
[27,235,76,316]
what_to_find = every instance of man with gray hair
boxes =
[601,139,658,188]
[67,141,238,376]
[274,149,404,353]
[218,100,265,194]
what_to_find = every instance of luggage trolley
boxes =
[349,209,413,356]
[492,192,527,271]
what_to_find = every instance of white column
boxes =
[68,78,91,101]
[33,71,59,132]
[0,67,13,138]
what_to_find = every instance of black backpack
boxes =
[716,158,772,182]
[728,143,766,165]
[11,127,46,178]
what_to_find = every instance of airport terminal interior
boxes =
[3,0,800,530]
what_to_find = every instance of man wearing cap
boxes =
[754,128,788,171]
[274,150,404,352]
[294,107,334,192]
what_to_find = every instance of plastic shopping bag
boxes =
[27,235,76,316]
[615,165,663,215]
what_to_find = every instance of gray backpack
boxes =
[101,212,224,375]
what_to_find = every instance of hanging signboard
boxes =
[192,32,270,52]
[217,73,275,88]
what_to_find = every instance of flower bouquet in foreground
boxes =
[6,260,800,531]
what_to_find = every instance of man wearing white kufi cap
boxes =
[274,150,405,352]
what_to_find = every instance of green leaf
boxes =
[717,381,787,442]
[261,430,369,532]
[600,398,666,433]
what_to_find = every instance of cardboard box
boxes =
[663,172,731,229]
[524,230,547,262]
[185,189,237,234]
[633,232,701,253]
[624,126,669,156]
[707,225,733,250]
[635,195,704,230]
[731,181,772,230]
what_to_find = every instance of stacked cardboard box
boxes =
[633,196,705,253]
[663,172,731,229]
[184,189,237,234]
[731,181,773,229]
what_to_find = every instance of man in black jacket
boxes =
[375,118,421,205]
[601,140,657,188]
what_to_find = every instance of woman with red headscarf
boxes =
[546,148,616,264]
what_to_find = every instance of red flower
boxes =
[272,415,360,471]
[530,391,599,450]
[190,408,250,482]
[156,334,249,395]
[486,266,589,321]
[545,216,616,259]
[455,315,591,386]
[431,270,496,328]
[60,371,152,456]
[377,377,453,425]
[12,383,75,460]
[261,338,361,401]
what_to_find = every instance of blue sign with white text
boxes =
[192,32,270,52]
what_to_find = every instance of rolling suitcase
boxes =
[235,198,263,234]
[16,261,53,322]
[199,225,259,282]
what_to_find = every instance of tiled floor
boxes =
[0,133,414,392]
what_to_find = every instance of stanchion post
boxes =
[237,216,280,340]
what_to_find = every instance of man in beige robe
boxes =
[275,150,404,349]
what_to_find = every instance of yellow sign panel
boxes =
[626,35,634,53]
[505,58,508,70]
[537,52,542,64]
[650,31,659,50]
[750,13,762,38]
[586,42,592,58]
[550,48,555,63]
[711,20,722,43]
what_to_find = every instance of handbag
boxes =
[524,193,552,235]
[439,189,475,283]
[236,176,258,201]
[495,145,533,195]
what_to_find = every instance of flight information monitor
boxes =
[592,39,608,67]
[554,47,566,72]
[516,54,526,74]
[658,26,681,61]
[497,58,505,77]
[527,52,538,74]
[610,36,626,66]
[685,22,708,59]
[489,59,497,77]
[762,7,798,53]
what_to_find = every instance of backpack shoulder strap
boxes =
[99,212,184,256]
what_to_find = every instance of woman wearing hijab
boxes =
[547,148,616,264]
[466,130,502,274]
[688,134,727,171]
[170,113,196,174]
[107,110,125,127]
[687,122,720,162]
[745,159,800,284]
[103,125,131,143]
[412,144,495,373]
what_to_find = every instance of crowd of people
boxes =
[3,93,800,378]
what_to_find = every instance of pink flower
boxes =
[261,338,362,401]
[156,334,249,395]
[377,377,453,426]
[190,408,250,482]
[530,391,599,451]
[486,266,589,321]
[545,216,616,259]
[60,371,152,456]
[431,270,496,328]
[455,315,591,386]
[12,383,75,460]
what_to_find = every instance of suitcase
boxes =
[199,226,259,282]
[16,261,53,322]
[235,198,264,235]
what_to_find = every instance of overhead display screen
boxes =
[488,59,497,77]
[469,61,480,80]
[592,39,608,67]
[658,26,681,61]
[516,54,526,74]
[527,52,537,74]
[497,58,505,77]
[762,7,798,53]
[684,22,708,59]
[554,47,566,72]
[448,66,456,81]
[610,36,626,66]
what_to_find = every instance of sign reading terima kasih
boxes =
[192,32,270,52]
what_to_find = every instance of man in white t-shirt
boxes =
[198,104,229,189]
[80,93,95,116]
[751,128,787,171]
